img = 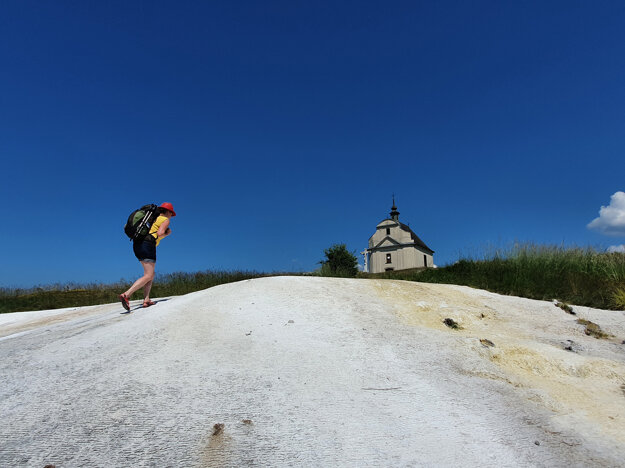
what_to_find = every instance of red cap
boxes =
[160,202,176,216]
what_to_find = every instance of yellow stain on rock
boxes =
[373,279,625,445]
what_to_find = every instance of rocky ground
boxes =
[1,277,624,467]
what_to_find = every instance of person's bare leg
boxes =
[123,261,155,298]
[143,279,153,304]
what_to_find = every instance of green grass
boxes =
[4,244,624,314]
[363,243,625,310]
[0,270,278,314]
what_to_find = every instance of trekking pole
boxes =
[133,213,151,241]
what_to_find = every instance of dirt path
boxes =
[1,277,623,467]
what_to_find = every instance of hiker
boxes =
[119,202,177,311]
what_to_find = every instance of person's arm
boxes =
[157,218,171,238]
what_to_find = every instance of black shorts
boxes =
[133,238,156,263]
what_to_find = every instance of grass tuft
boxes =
[611,287,625,310]
[576,319,612,339]
[555,301,575,315]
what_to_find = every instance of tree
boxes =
[319,244,359,277]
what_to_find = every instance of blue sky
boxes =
[1,1,624,287]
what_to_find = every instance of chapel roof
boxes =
[398,222,434,254]
[369,198,434,254]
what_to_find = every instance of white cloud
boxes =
[607,245,625,253]
[587,191,625,236]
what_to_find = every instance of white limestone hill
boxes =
[1,276,624,467]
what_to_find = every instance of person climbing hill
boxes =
[119,202,177,311]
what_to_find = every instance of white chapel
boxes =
[364,199,434,273]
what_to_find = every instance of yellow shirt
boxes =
[149,215,168,246]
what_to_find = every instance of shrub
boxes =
[319,244,359,278]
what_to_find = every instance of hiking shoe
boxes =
[119,294,130,311]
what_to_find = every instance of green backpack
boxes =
[124,204,159,241]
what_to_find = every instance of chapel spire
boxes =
[390,196,400,221]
